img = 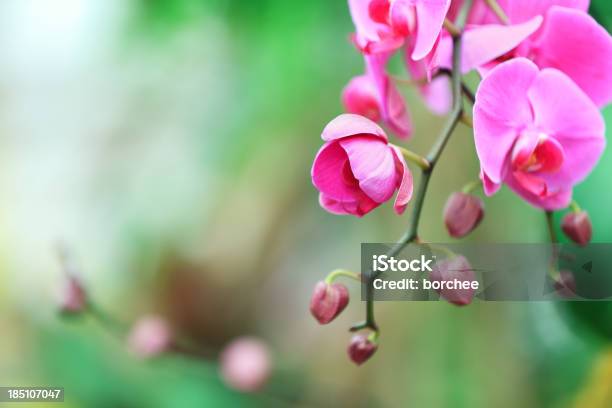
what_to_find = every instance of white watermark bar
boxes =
[0,387,64,402]
[361,243,612,301]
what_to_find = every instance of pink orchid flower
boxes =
[312,114,413,216]
[411,14,543,114]
[470,0,612,107]
[349,0,452,60]
[342,53,412,138]
[473,58,605,210]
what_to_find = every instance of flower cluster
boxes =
[309,0,610,365]
[313,0,610,216]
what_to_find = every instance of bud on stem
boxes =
[443,192,484,238]
[561,210,592,246]
[309,281,349,324]
[58,275,87,314]
[347,332,378,365]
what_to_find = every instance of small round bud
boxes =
[127,315,172,358]
[554,270,577,299]
[347,334,378,365]
[220,337,271,392]
[309,281,349,324]
[561,211,592,246]
[443,192,484,238]
[58,276,87,314]
[429,256,476,306]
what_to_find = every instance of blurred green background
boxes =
[0,0,611,407]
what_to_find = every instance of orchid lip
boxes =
[511,131,565,174]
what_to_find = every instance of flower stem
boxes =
[354,0,474,334]
[461,82,476,104]
[393,145,431,171]
[462,179,482,194]
[570,200,581,212]
[86,301,128,339]
[545,211,561,280]
[484,0,509,24]
[443,19,461,37]
[545,211,557,244]
[325,269,361,284]
[460,113,473,128]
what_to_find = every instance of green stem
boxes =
[393,145,431,171]
[484,0,509,24]
[356,0,473,333]
[461,82,476,104]
[545,211,557,244]
[86,301,128,339]
[570,200,581,213]
[462,179,482,194]
[325,269,361,284]
[545,211,560,280]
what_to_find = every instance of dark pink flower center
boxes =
[341,159,359,186]
[511,130,565,197]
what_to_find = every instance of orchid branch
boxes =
[352,0,474,333]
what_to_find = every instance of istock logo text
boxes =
[372,255,434,272]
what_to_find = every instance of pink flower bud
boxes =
[312,114,413,217]
[347,334,378,365]
[127,315,172,358]
[443,192,484,238]
[342,75,381,123]
[309,281,349,324]
[220,337,271,393]
[429,256,476,306]
[554,270,577,299]
[561,211,592,246]
[58,276,87,314]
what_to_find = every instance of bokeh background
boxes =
[0,0,611,407]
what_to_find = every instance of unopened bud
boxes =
[127,315,172,358]
[309,281,349,324]
[342,75,381,123]
[554,270,577,299]
[443,192,484,238]
[561,211,592,246]
[220,337,271,392]
[347,334,378,365]
[58,276,87,314]
[429,256,476,306]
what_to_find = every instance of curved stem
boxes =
[484,0,509,24]
[570,200,581,213]
[356,0,473,333]
[325,269,361,284]
[460,113,473,128]
[461,82,476,104]
[462,179,482,194]
[393,145,431,171]
[443,18,460,37]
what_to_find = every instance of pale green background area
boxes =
[0,0,611,407]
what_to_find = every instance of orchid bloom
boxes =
[349,0,452,60]
[346,0,454,121]
[473,58,605,210]
[469,0,612,107]
[342,53,412,138]
[412,11,543,114]
[311,114,413,217]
